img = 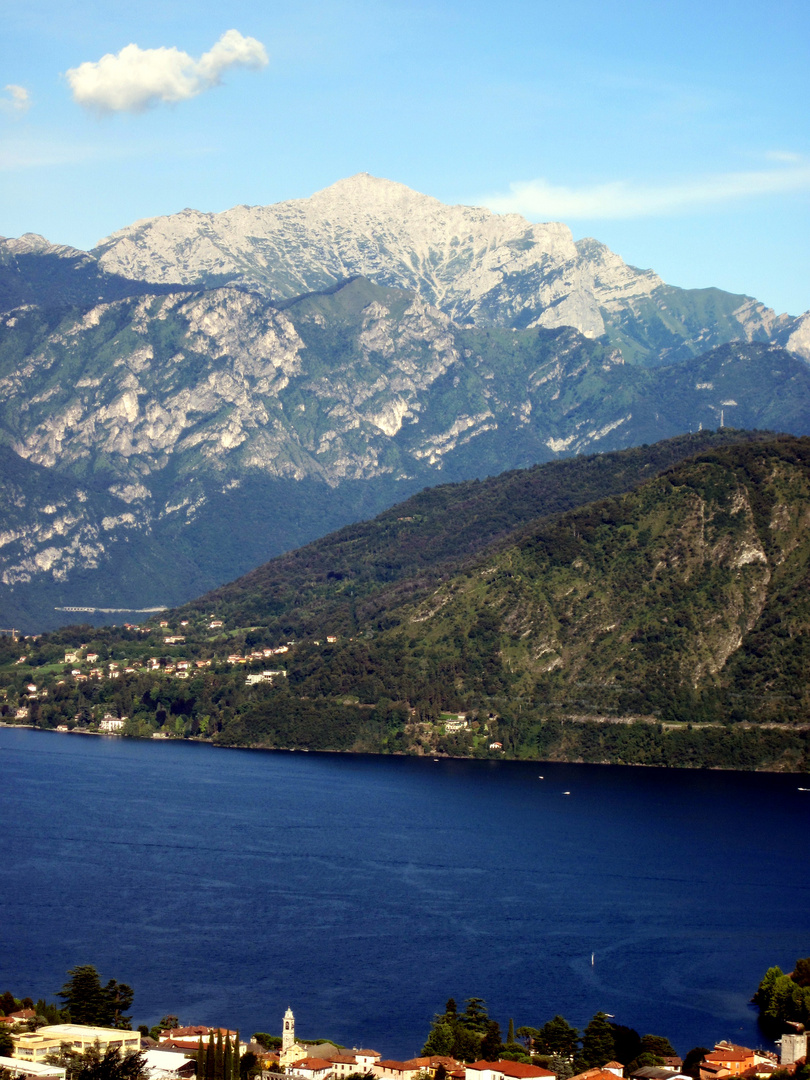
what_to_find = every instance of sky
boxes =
[2,0,809,315]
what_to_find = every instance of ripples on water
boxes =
[1,727,808,1057]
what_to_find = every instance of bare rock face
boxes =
[93,174,807,365]
[94,175,604,334]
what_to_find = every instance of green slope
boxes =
[177,428,773,634]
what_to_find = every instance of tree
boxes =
[480,1021,503,1062]
[536,1017,579,1058]
[58,967,133,1029]
[639,1036,676,1059]
[35,999,68,1026]
[252,1035,281,1051]
[463,999,490,1034]
[549,1057,575,1080]
[422,1022,454,1058]
[609,1024,641,1066]
[45,1045,146,1080]
[683,1048,710,1078]
[239,1053,259,1080]
[0,1031,13,1057]
[197,1031,241,1080]
[580,1013,616,1069]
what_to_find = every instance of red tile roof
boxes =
[467,1063,556,1079]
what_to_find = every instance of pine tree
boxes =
[580,1013,616,1069]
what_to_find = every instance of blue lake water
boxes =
[1,727,809,1058]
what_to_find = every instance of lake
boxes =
[1,727,808,1058]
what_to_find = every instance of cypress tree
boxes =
[206,1032,216,1080]
[507,1019,515,1045]
[215,1031,224,1080]
[233,1032,240,1080]
[197,1037,205,1079]
[223,1033,232,1080]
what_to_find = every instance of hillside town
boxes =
[0,1007,807,1080]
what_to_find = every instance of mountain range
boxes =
[1,175,809,632]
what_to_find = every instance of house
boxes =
[702,1048,755,1079]
[99,716,126,732]
[160,1026,213,1041]
[424,1058,460,1077]
[246,670,287,685]
[488,742,503,751]
[466,1062,556,1080]
[5,1010,36,1023]
[0,1055,66,1080]
[631,1069,691,1080]
[570,1070,628,1080]
[141,1050,197,1079]
[355,1052,382,1073]
[373,1058,431,1080]
[11,1025,141,1063]
[289,1059,334,1080]
[329,1055,361,1077]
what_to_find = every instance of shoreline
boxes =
[2,721,809,775]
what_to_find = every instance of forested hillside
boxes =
[3,433,810,772]
[179,428,773,634]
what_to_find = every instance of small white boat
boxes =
[563,791,571,795]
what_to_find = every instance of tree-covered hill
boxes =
[5,433,810,772]
[177,428,772,634]
[218,435,810,767]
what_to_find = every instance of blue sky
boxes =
[2,0,808,314]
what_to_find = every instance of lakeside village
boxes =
[0,618,502,749]
[1,1006,808,1080]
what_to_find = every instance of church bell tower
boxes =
[282,1007,295,1053]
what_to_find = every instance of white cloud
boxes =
[483,160,810,221]
[2,85,31,114]
[66,29,268,113]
